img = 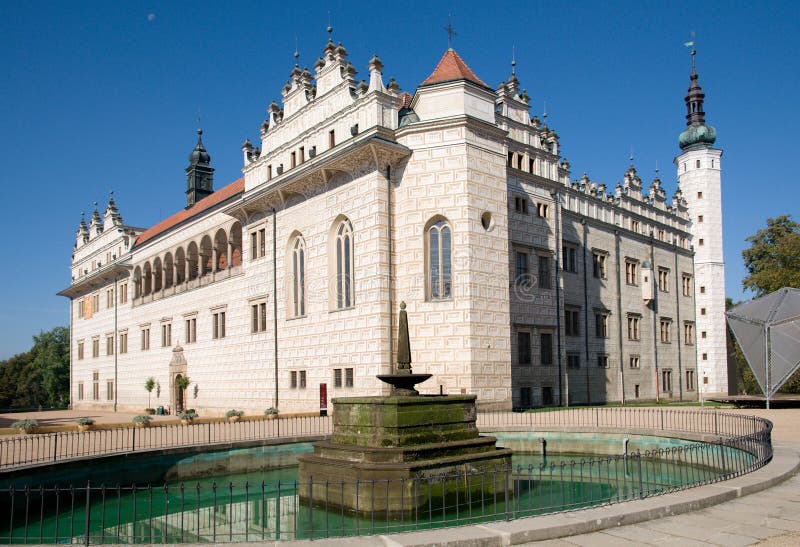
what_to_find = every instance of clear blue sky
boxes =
[1,1,798,360]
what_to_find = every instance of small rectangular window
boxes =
[565,309,580,336]
[562,245,577,273]
[514,196,528,213]
[537,203,548,218]
[658,268,670,293]
[78,341,85,360]
[291,151,296,168]
[542,386,553,405]
[684,322,695,345]
[212,311,226,339]
[597,354,609,368]
[540,333,553,365]
[291,371,297,389]
[161,323,172,347]
[106,335,114,356]
[627,315,641,341]
[515,251,528,280]
[595,313,608,338]
[625,259,639,285]
[92,371,99,400]
[119,332,128,354]
[567,353,580,369]
[538,256,551,289]
[697,191,703,199]
[78,382,84,401]
[120,283,128,304]
[106,379,114,401]
[329,129,336,148]
[251,232,258,259]
[629,355,641,369]
[300,370,307,389]
[700,286,706,294]
[92,338,100,358]
[660,318,672,343]
[299,146,305,164]
[259,228,266,257]
[592,252,607,279]
[141,328,150,350]
[333,368,342,388]
[185,318,197,343]
[517,332,531,365]
[686,370,695,391]
[345,368,354,388]
[698,215,704,223]
[682,274,693,296]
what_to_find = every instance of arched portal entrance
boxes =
[168,345,187,414]
[174,374,185,413]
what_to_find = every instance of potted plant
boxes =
[264,407,279,420]
[76,417,95,432]
[145,377,156,414]
[11,419,39,434]
[132,415,151,428]
[225,409,244,423]
[178,409,197,425]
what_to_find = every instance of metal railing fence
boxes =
[0,408,773,544]
[0,419,771,544]
[0,416,332,470]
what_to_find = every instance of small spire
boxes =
[629,147,634,167]
[293,37,299,66]
[511,45,516,75]
[327,11,333,37]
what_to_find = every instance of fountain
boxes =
[298,302,513,517]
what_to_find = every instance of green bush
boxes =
[225,409,244,419]
[76,417,95,426]
[132,415,151,424]
[264,407,278,416]
[11,419,39,431]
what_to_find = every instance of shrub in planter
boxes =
[132,415,151,428]
[178,410,197,424]
[11,419,39,434]
[76,417,95,432]
[264,407,279,420]
[225,409,244,422]
[145,408,156,415]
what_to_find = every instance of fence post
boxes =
[714,409,719,435]
[637,453,644,498]
[131,426,136,452]
[84,480,91,546]
[53,433,58,463]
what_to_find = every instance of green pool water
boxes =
[1,446,744,544]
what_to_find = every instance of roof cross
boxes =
[444,15,457,49]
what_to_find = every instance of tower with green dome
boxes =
[674,45,729,396]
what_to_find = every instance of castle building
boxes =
[59,37,728,415]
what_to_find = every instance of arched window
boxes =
[289,235,306,317]
[426,218,452,300]
[334,219,354,309]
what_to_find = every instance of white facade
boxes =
[61,41,721,416]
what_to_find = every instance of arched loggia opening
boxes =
[214,229,228,271]
[230,222,243,267]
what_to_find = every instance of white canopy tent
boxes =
[726,287,800,408]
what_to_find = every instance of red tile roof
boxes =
[420,48,489,88]
[134,178,244,247]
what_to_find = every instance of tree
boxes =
[742,215,800,296]
[0,326,69,409]
[144,377,156,409]
[31,327,70,407]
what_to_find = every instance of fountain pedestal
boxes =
[297,394,513,517]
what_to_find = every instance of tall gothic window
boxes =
[335,220,354,309]
[426,219,452,300]
[288,235,306,317]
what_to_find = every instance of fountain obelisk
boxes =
[298,302,513,517]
